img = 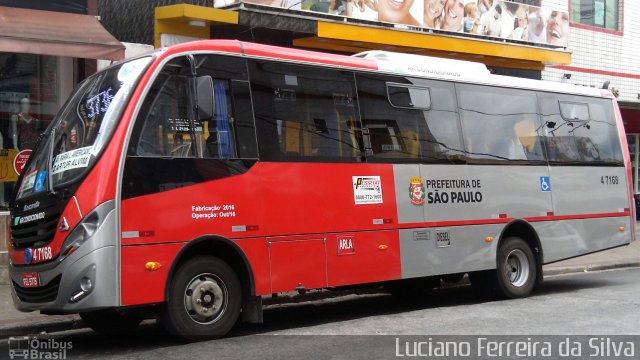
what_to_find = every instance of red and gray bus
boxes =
[8,40,633,340]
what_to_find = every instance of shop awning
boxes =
[0,6,124,60]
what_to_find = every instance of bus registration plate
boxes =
[20,272,39,288]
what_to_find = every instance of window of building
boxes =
[249,61,361,162]
[0,53,71,208]
[357,74,465,163]
[571,0,620,31]
[539,93,623,164]
[457,84,546,164]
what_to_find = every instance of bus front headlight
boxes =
[59,210,101,261]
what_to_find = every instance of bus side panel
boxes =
[326,230,401,287]
[399,225,501,278]
[256,162,397,235]
[120,164,266,246]
[121,242,184,306]
[394,164,552,279]
[548,167,629,216]
[235,238,272,296]
[543,166,631,262]
[420,165,553,222]
[533,217,631,264]
[120,162,397,246]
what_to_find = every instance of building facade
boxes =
[0,0,124,283]
[542,0,640,196]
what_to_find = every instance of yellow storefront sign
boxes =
[0,149,19,183]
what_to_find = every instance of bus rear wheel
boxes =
[161,256,241,341]
[496,237,537,299]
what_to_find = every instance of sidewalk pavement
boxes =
[1,238,639,338]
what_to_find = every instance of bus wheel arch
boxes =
[469,220,543,298]
[497,220,544,287]
[164,236,262,327]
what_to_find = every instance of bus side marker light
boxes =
[378,245,389,251]
[145,262,162,271]
[484,236,494,243]
[619,226,625,232]
[63,246,76,257]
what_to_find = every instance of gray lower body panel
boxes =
[10,204,119,313]
[399,224,501,279]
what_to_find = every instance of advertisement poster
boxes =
[223,0,569,47]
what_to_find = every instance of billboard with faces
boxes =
[224,0,569,47]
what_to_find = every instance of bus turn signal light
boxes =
[145,261,162,271]
[62,246,76,257]
[484,236,494,243]
[378,245,389,251]
[619,226,625,232]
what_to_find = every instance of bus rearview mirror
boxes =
[196,75,214,121]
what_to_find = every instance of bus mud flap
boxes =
[242,295,263,323]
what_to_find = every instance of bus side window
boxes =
[134,71,197,157]
[249,60,361,162]
[194,55,257,159]
[540,93,623,164]
[131,55,255,160]
[457,84,545,164]
[356,74,465,163]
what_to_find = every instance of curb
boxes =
[1,263,638,339]
[0,316,84,339]
[543,261,640,276]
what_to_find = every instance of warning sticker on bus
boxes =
[52,146,92,175]
[352,176,383,205]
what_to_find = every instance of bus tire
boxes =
[80,308,144,335]
[161,256,241,341]
[495,237,537,299]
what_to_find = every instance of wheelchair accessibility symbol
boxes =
[540,176,551,192]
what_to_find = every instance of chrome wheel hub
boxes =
[184,273,227,324]
[505,249,530,287]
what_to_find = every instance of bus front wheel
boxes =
[495,237,537,299]
[161,256,241,341]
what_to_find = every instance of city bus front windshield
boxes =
[15,56,152,200]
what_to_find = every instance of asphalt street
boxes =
[1,268,639,360]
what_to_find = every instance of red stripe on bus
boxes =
[397,211,629,229]
[525,211,630,222]
[398,218,513,229]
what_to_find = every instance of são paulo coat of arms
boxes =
[409,176,425,205]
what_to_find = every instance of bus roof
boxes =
[159,39,606,99]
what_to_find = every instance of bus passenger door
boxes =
[119,54,261,305]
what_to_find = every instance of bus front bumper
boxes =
[9,203,119,313]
